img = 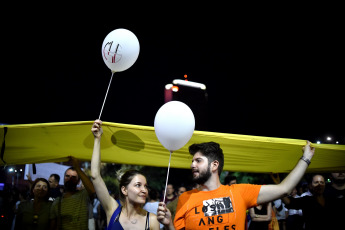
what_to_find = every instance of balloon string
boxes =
[98,72,115,120]
[163,150,173,203]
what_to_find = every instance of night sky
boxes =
[1,9,343,144]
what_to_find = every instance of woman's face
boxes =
[123,174,148,204]
[33,180,48,199]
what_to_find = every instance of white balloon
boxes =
[101,28,140,72]
[154,101,195,151]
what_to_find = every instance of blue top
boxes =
[107,200,150,230]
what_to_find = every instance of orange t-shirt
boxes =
[174,184,261,230]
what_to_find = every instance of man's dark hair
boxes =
[306,173,325,184]
[189,142,224,176]
[50,173,60,183]
[65,166,80,182]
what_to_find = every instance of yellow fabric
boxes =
[1,121,344,173]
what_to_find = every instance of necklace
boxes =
[130,219,137,224]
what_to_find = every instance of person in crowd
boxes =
[162,184,176,205]
[11,189,29,230]
[144,188,164,229]
[90,119,162,229]
[324,172,345,229]
[97,201,107,230]
[282,174,327,230]
[50,157,95,230]
[298,181,309,196]
[224,175,237,185]
[48,174,62,200]
[167,185,187,222]
[157,141,315,230]
[272,198,287,230]
[15,178,52,230]
[92,197,101,230]
[248,202,272,230]
[285,187,303,230]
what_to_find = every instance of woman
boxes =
[91,119,161,229]
[15,178,52,230]
[248,202,272,230]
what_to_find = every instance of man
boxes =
[50,157,95,230]
[282,174,327,230]
[324,172,345,229]
[162,184,177,204]
[224,175,237,186]
[167,185,187,221]
[48,173,62,199]
[157,141,315,230]
[285,187,303,230]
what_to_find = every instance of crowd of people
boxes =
[0,119,343,230]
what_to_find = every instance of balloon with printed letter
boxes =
[98,28,140,119]
[101,28,140,73]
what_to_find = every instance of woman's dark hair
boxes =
[189,142,224,176]
[118,169,146,204]
[30,178,50,201]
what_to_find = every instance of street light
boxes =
[8,167,15,186]
[164,76,208,130]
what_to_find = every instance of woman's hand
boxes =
[91,119,103,138]
[157,202,173,227]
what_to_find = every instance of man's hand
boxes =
[302,141,315,160]
[69,156,80,169]
[91,119,103,138]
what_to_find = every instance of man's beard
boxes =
[64,180,77,192]
[312,184,325,195]
[192,165,212,185]
[333,178,345,186]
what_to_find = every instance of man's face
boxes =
[177,187,186,197]
[166,184,174,195]
[48,176,58,189]
[64,169,79,191]
[191,152,212,185]
[331,172,345,185]
[311,175,325,195]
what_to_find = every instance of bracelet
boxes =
[300,156,311,166]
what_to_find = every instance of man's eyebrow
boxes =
[192,157,203,161]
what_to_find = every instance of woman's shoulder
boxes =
[148,211,160,230]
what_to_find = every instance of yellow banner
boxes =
[1,121,344,173]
